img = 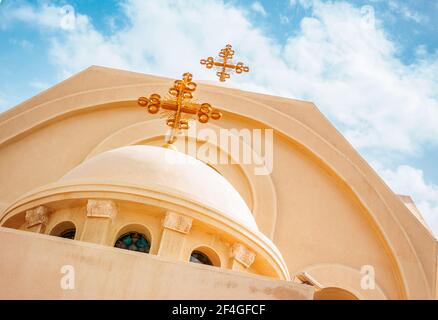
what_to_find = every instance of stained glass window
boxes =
[114,232,150,253]
[59,228,76,239]
[190,250,213,266]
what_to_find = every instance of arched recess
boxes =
[300,263,388,300]
[49,220,77,240]
[314,287,359,300]
[84,119,278,239]
[0,76,432,298]
[188,245,221,268]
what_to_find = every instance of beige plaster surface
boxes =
[0,66,436,299]
[0,227,313,300]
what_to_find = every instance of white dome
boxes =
[60,145,258,231]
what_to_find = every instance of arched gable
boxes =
[0,66,435,299]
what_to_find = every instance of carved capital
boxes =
[86,200,117,219]
[231,243,256,268]
[162,211,192,234]
[25,206,50,228]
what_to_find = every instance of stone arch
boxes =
[49,220,77,240]
[301,263,388,300]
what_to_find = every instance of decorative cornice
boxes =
[231,243,256,268]
[86,199,117,219]
[162,211,192,234]
[25,205,50,228]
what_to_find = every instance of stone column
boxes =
[80,200,117,245]
[25,205,50,233]
[157,211,192,261]
[229,243,256,272]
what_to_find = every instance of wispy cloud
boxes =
[6,0,438,154]
[377,164,438,233]
[1,3,86,31]
[388,1,427,24]
[250,1,267,16]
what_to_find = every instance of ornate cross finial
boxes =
[200,44,249,82]
[138,72,222,145]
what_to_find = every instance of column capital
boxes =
[86,199,118,219]
[231,243,256,268]
[162,211,192,234]
[25,205,50,228]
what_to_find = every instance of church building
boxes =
[0,65,436,299]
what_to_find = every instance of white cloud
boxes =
[104,16,118,32]
[388,1,427,24]
[47,0,274,78]
[6,0,438,153]
[281,1,438,154]
[378,164,438,235]
[4,3,82,31]
[250,1,267,16]
[296,0,314,9]
[4,0,438,234]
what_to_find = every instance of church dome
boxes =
[59,145,259,232]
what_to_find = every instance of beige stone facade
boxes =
[0,66,436,299]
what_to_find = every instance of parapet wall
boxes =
[0,227,313,300]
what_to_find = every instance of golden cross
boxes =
[200,44,249,82]
[137,72,222,144]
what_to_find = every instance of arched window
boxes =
[50,221,76,240]
[59,228,76,239]
[190,251,213,266]
[189,246,221,267]
[114,231,150,253]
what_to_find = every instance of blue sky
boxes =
[1,0,438,234]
